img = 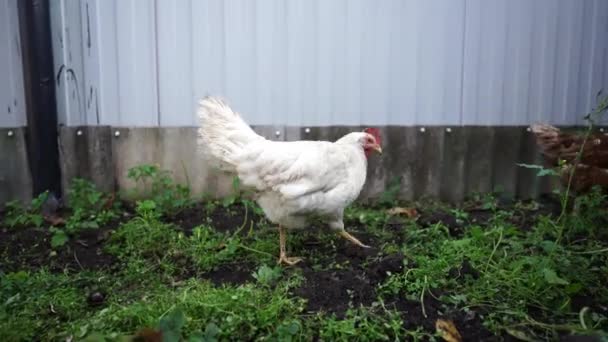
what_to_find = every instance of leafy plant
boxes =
[106,200,178,263]
[127,164,192,215]
[219,176,242,208]
[158,308,186,342]
[450,209,469,224]
[152,308,221,342]
[378,177,402,207]
[49,227,69,248]
[2,191,48,228]
[67,178,118,227]
[47,178,119,249]
[519,94,608,222]
[182,226,242,272]
[274,320,301,341]
[252,264,282,287]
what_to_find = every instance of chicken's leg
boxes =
[339,231,371,248]
[278,225,302,266]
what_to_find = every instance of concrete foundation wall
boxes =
[0,128,33,206]
[50,125,563,205]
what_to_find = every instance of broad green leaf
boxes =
[542,268,569,285]
[540,240,557,253]
[516,163,559,177]
[159,308,186,342]
[51,230,69,248]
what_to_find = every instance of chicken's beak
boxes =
[374,144,383,154]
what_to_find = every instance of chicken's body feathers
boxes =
[197,97,371,232]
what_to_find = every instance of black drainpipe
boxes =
[17,0,62,199]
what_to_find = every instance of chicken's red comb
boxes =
[363,128,382,145]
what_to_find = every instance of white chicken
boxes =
[196,96,382,265]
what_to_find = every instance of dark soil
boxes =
[448,258,480,280]
[417,196,562,236]
[388,296,499,341]
[0,203,526,340]
[293,252,404,315]
[294,244,496,340]
[201,261,256,286]
[168,203,267,234]
[0,222,119,273]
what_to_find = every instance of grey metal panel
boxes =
[577,0,608,125]
[50,0,124,126]
[114,0,159,126]
[50,0,86,126]
[49,0,608,127]
[253,0,287,125]
[90,0,121,126]
[0,0,26,128]
[191,0,228,120]
[463,0,536,125]
[156,0,194,126]
[411,1,466,126]
[224,0,258,125]
[462,0,608,126]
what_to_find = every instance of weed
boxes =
[380,206,608,340]
[182,225,241,271]
[106,200,180,272]
[2,191,48,228]
[50,178,119,248]
[127,164,192,215]
[345,206,389,231]
[450,208,469,224]
[0,270,95,341]
[252,264,282,287]
[378,177,402,207]
[81,279,304,341]
[472,192,499,211]
[313,305,418,341]
[2,144,608,341]
[567,185,608,239]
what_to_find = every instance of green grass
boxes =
[1,175,608,341]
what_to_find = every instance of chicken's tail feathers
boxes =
[196,96,264,168]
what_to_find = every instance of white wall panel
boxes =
[50,0,82,126]
[156,0,193,126]
[114,0,158,126]
[48,0,608,127]
[0,0,26,128]
[191,0,226,120]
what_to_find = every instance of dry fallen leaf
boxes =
[132,327,162,342]
[44,214,66,226]
[387,207,419,218]
[102,193,116,210]
[435,319,462,342]
[504,328,539,342]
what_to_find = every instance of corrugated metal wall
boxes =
[0,0,26,128]
[51,0,608,128]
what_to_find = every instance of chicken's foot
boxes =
[339,231,371,248]
[278,225,302,266]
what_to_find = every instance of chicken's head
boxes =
[363,128,383,157]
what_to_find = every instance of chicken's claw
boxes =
[339,231,371,248]
[277,255,303,266]
[278,225,302,266]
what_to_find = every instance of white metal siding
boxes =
[462,0,608,126]
[51,0,608,127]
[0,0,26,128]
